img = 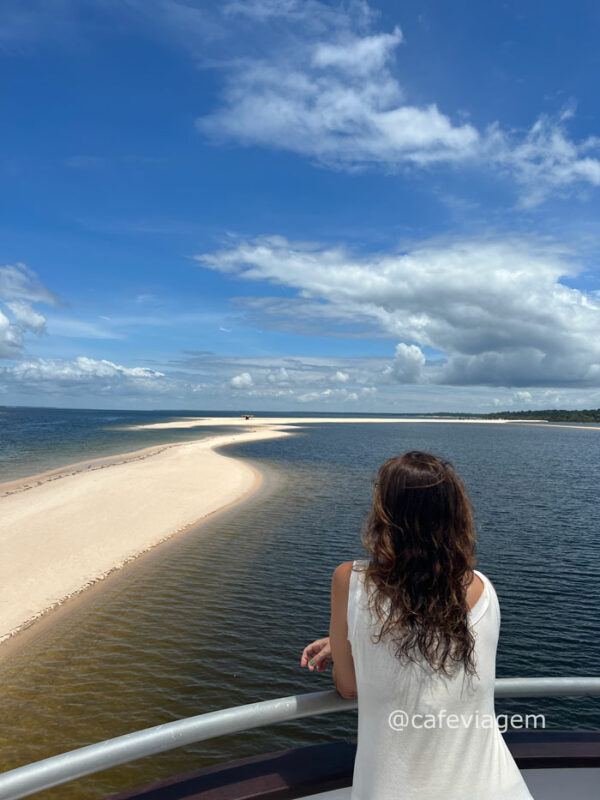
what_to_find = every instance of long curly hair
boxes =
[360,451,478,676]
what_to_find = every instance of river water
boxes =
[0,409,598,799]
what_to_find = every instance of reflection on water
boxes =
[0,422,599,799]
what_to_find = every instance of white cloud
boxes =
[197,2,600,204]
[197,234,600,388]
[311,27,403,75]
[174,352,385,405]
[0,356,168,400]
[0,311,23,358]
[4,347,599,411]
[297,387,359,403]
[230,371,254,388]
[198,22,479,170]
[386,343,426,383]
[514,390,533,403]
[489,113,600,207]
[8,356,163,382]
[333,370,349,382]
[267,367,290,384]
[0,262,58,305]
[177,359,600,411]
[5,300,47,333]
[0,263,59,358]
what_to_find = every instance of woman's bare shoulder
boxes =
[473,568,498,592]
[332,561,355,584]
[466,570,485,610]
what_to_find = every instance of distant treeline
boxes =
[482,408,600,423]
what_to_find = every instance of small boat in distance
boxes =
[0,678,599,800]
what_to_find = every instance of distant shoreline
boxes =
[3,404,600,425]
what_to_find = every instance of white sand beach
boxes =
[0,425,291,648]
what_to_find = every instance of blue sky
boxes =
[2,0,600,411]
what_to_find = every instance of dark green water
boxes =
[0,416,599,799]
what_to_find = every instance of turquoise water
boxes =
[0,410,598,799]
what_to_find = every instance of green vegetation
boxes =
[482,408,600,423]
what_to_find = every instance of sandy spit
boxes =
[128,416,514,431]
[128,416,600,432]
[0,425,291,647]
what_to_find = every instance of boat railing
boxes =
[1,677,599,800]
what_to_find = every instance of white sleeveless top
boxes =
[347,560,534,800]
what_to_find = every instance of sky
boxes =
[2,0,600,412]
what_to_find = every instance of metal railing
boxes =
[1,677,599,800]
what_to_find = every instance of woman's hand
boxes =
[300,637,332,672]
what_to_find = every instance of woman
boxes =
[301,451,533,799]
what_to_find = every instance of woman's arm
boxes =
[329,561,358,699]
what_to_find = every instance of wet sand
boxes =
[0,425,291,647]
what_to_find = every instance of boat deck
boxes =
[304,768,600,799]
[105,733,600,800]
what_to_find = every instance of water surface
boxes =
[0,415,598,799]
